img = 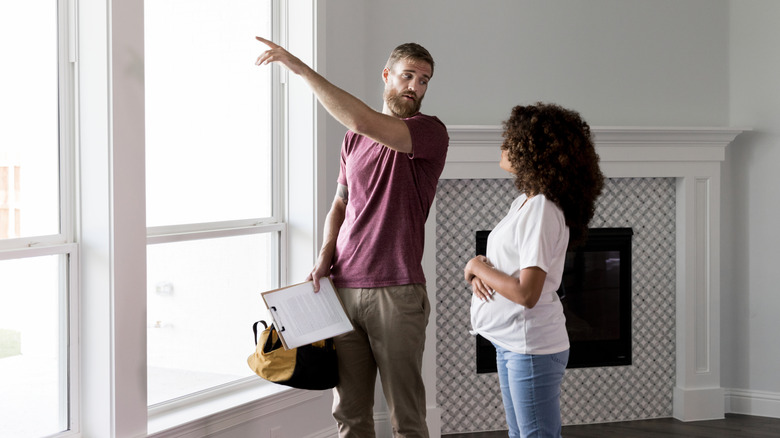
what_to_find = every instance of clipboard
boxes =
[261,277,353,350]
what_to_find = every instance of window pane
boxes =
[144,0,273,227]
[0,255,68,437]
[0,3,60,239]
[146,233,278,405]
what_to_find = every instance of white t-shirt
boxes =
[470,193,570,354]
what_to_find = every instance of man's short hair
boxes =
[386,43,435,78]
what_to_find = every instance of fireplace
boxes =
[474,227,633,372]
[432,126,742,432]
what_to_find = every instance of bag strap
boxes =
[252,320,269,345]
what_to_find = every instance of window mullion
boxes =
[147,222,284,245]
[0,241,77,260]
[60,0,77,246]
[147,218,279,240]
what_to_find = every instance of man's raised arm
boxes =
[255,36,412,153]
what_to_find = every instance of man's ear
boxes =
[382,67,389,84]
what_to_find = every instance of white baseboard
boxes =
[316,405,441,438]
[374,410,393,438]
[725,388,780,419]
[427,406,442,438]
[305,425,339,438]
[373,405,442,438]
[673,386,725,421]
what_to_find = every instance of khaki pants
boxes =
[332,284,431,438]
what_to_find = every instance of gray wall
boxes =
[321,0,731,201]
[724,2,780,398]
[319,0,780,425]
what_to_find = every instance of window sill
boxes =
[147,379,325,437]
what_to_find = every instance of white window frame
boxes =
[76,0,325,436]
[0,0,80,435]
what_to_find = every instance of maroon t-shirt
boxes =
[330,113,449,288]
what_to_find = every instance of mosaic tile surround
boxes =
[435,177,677,434]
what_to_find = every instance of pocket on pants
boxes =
[394,284,430,317]
[550,349,570,368]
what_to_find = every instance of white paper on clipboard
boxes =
[261,277,353,350]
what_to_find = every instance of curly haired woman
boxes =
[464,103,604,438]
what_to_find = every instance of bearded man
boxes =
[256,39,449,438]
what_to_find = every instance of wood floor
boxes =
[443,414,780,438]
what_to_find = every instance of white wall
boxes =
[369,0,729,126]
[724,0,780,414]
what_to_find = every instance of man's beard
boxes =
[384,88,423,119]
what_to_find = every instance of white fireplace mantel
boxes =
[423,125,748,426]
[441,125,744,180]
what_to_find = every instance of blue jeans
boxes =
[494,345,569,438]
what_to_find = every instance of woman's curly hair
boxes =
[502,102,604,247]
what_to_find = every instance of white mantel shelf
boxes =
[442,125,747,180]
[426,125,749,424]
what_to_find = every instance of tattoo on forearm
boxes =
[337,184,349,204]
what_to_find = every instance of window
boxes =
[144,1,274,228]
[0,1,78,437]
[144,0,282,408]
[3,0,319,435]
